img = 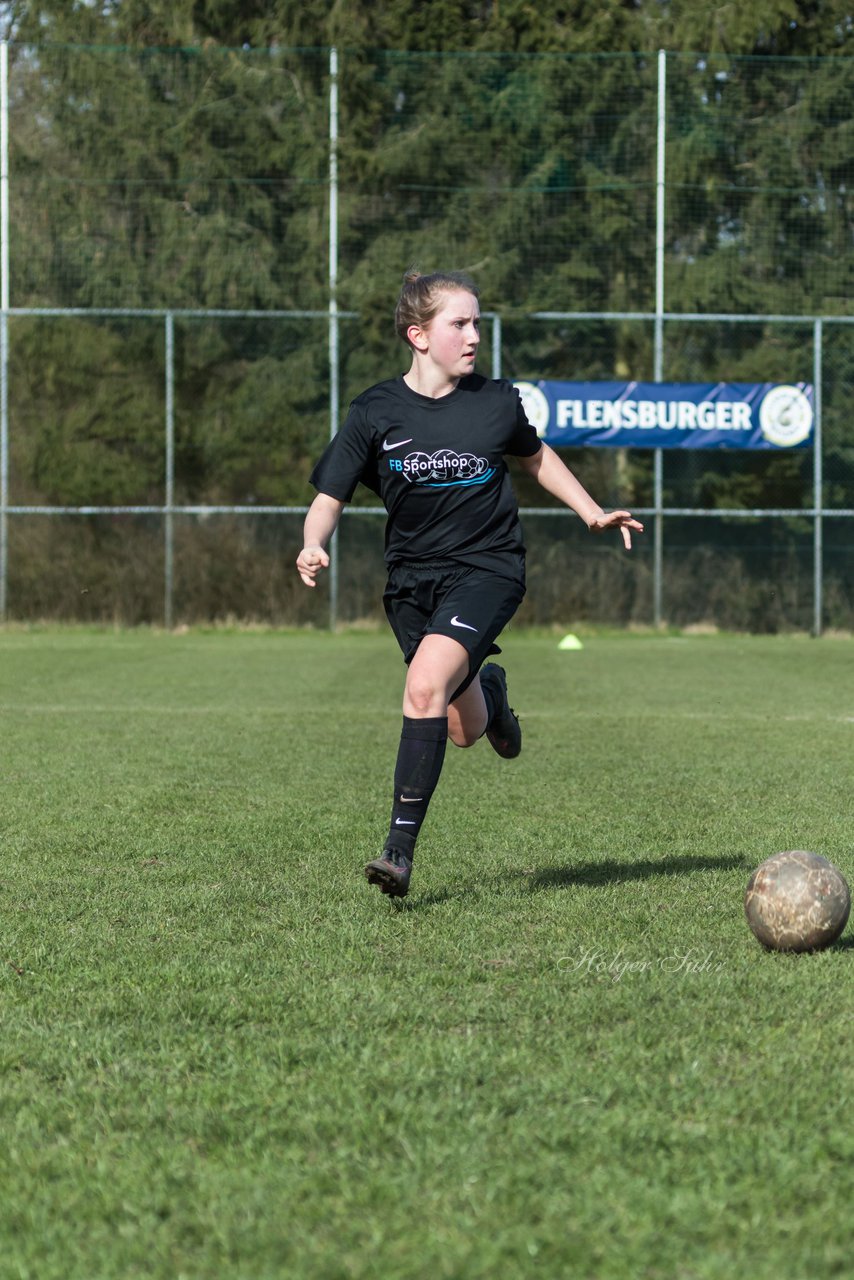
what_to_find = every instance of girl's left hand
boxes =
[588,510,644,550]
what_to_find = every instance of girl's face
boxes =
[414,289,481,380]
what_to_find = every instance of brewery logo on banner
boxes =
[513,380,814,450]
[757,385,813,447]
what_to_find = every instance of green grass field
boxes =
[1,626,852,1279]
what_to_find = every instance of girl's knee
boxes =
[403,679,445,718]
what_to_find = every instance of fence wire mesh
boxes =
[1,45,853,630]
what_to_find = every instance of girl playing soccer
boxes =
[297,269,642,897]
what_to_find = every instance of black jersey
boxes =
[310,374,542,581]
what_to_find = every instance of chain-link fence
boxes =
[0,45,852,630]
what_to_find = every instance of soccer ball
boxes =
[744,851,850,953]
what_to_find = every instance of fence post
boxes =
[0,41,8,621]
[653,48,667,628]
[164,311,175,629]
[328,45,340,631]
[813,318,823,637]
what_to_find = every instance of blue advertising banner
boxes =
[513,381,814,450]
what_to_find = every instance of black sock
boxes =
[480,670,500,728]
[386,716,448,858]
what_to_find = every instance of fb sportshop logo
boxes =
[388,448,495,488]
[514,381,813,448]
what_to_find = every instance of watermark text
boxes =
[557,945,727,983]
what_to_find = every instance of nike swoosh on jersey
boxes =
[450,616,478,632]
[382,437,413,452]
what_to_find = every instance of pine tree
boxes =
[1,0,851,526]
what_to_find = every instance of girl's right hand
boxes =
[296,545,330,587]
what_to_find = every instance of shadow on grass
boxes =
[394,889,457,911]
[515,854,753,892]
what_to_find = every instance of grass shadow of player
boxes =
[518,854,753,892]
[394,888,456,912]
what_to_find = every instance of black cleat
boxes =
[480,663,522,759]
[364,848,413,898]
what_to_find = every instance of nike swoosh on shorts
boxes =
[450,616,478,632]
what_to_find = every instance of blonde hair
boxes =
[394,268,480,347]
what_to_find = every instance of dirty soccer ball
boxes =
[744,851,851,953]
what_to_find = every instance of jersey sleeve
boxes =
[506,383,544,458]
[309,402,380,501]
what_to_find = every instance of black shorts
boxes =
[383,561,525,700]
